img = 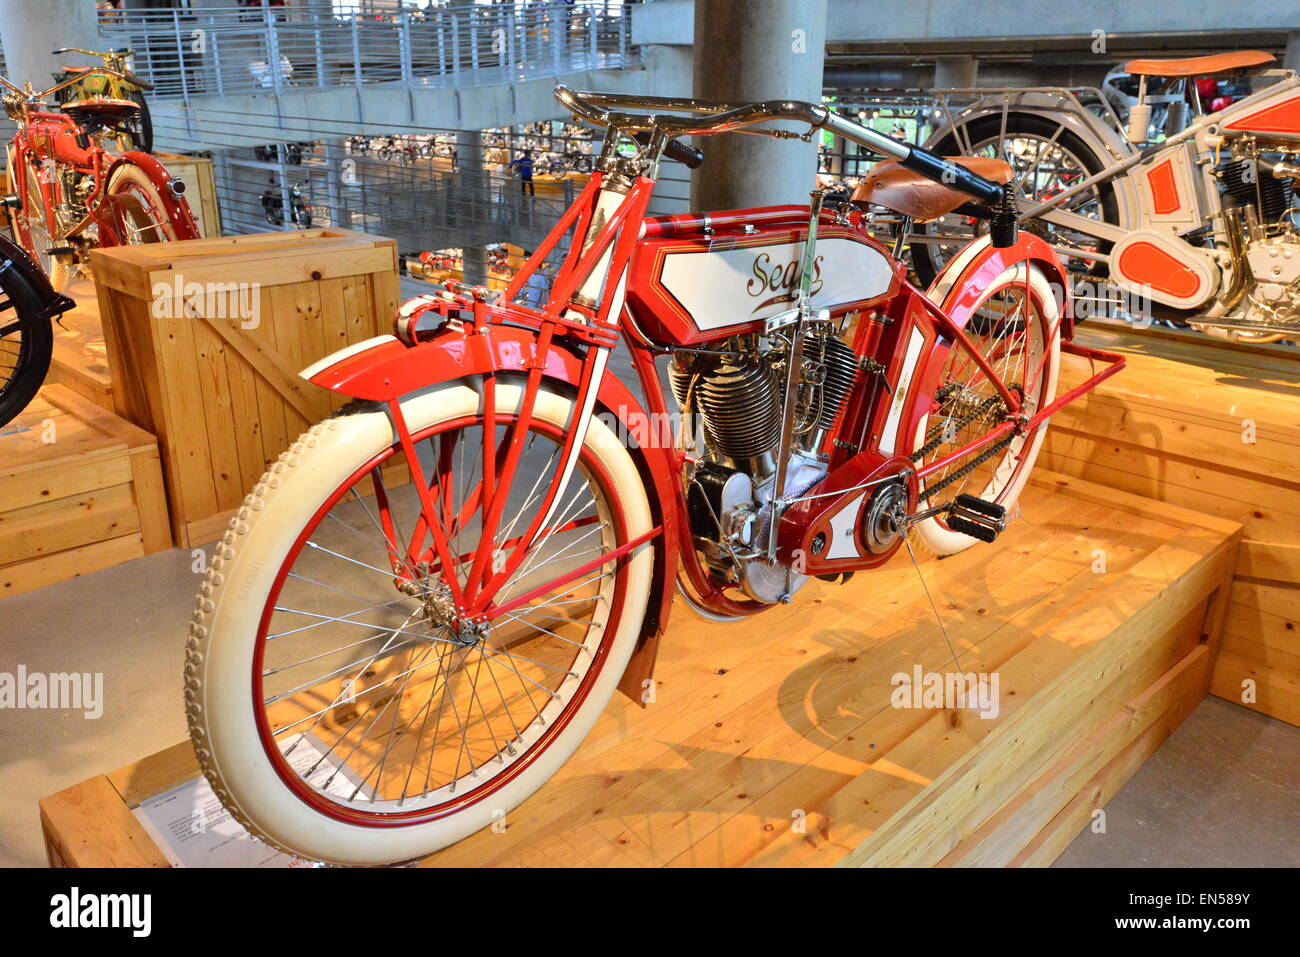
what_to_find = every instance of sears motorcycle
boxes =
[184,86,1123,865]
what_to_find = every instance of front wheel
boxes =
[186,379,655,865]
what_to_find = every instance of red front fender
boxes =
[101,151,201,242]
[304,324,680,703]
[927,232,1074,339]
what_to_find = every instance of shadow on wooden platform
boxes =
[40,470,1239,867]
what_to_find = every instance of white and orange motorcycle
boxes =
[903,51,1300,344]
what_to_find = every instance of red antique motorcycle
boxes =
[185,87,1124,865]
[1,69,198,292]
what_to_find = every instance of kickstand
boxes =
[903,535,963,671]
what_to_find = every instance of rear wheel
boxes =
[187,380,654,865]
[13,159,72,292]
[912,113,1119,290]
[127,89,154,153]
[912,262,1060,555]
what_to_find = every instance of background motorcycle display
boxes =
[902,51,1300,345]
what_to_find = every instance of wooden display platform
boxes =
[0,385,169,597]
[47,279,112,411]
[40,471,1238,867]
[1040,321,1300,726]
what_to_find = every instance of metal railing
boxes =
[144,105,689,301]
[97,1,637,103]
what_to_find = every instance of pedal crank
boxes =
[904,492,1007,543]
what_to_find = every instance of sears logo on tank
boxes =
[659,238,893,330]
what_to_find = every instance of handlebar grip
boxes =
[664,139,704,169]
[51,49,67,55]
[900,145,1004,206]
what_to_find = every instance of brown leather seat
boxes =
[1122,50,1276,78]
[850,156,1013,221]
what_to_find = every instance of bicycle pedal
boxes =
[1,193,20,210]
[948,495,1006,543]
[947,514,1001,543]
[45,245,76,256]
[953,493,1005,520]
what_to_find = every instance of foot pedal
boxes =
[954,493,1005,521]
[45,245,76,256]
[948,494,1006,543]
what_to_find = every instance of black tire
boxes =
[0,264,54,429]
[911,112,1120,288]
[128,89,154,154]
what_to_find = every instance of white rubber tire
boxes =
[912,262,1060,556]
[185,380,654,865]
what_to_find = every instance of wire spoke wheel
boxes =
[107,164,184,245]
[912,115,1117,288]
[188,382,654,864]
[912,263,1060,555]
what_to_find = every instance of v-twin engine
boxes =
[671,322,860,603]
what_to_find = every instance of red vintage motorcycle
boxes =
[1,70,198,291]
[185,87,1124,865]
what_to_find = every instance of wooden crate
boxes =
[156,152,221,238]
[1040,321,1300,727]
[0,385,169,597]
[40,473,1238,867]
[89,228,400,549]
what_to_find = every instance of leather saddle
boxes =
[851,156,1013,222]
[1122,50,1276,78]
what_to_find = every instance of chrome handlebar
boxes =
[554,85,1006,207]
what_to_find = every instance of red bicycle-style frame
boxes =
[307,159,1125,693]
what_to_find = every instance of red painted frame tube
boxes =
[915,342,1125,481]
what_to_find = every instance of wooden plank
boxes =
[0,533,145,598]
[128,445,172,554]
[39,777,170,868]
[0,483,140,564]
[1236,540,1300,585]
[941,641,1211,867]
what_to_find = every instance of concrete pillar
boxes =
[1285,32,1300,71]
[690,0,827,212]
[458,130,488,286]
[934,55,978,90]
[0,0,101,96]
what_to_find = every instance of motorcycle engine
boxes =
[1211,152,1300,338]
[671,320,860,603]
